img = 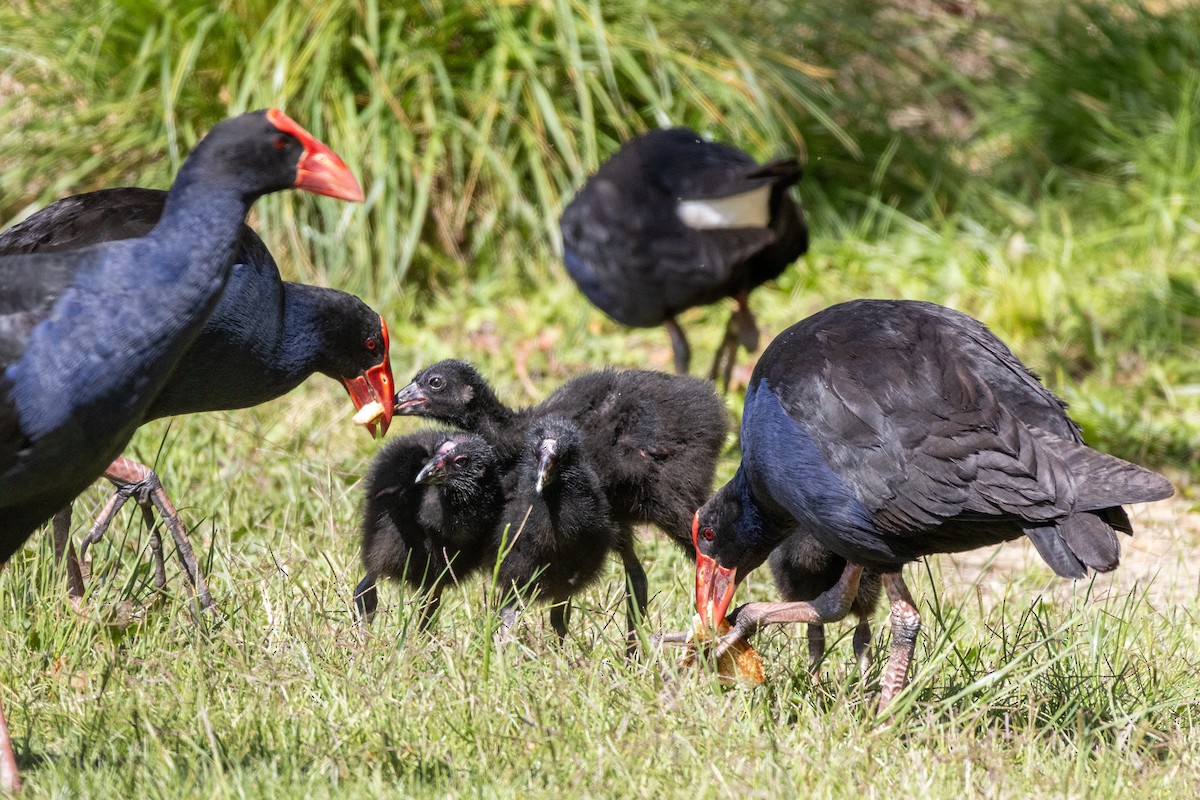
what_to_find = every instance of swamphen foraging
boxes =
[559,127,808,387]
[493,416,620,641]
[0,187,394,608]
[0,109,363,793]
[393,359,727,649]
[691,299,1174,707]
[356,430,503,630]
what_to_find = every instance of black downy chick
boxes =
[394,359,726,648]
[493,417,620,641]
[357,430,503,630]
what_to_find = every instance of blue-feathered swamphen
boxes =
[356,430,504,631]
[0,109,362,793]
[559,127,808,387]
[0,187,394,608]
[393,359,727,651]
[692,299,1174,707]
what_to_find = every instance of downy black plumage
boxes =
[394,359,727,647]
[356,430,503,630]
[493,417,620,640]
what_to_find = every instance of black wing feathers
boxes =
[764,300,1172,577]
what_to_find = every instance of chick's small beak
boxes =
[267,109,365,202]
[693,511,737,629]
[414,456,448,485]
[535,439,558,495]
[393,382,428,415]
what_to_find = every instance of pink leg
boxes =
[664,318,691,375]
[0,695,18,794]
[852,619,873,674]
[713,563,864,658]
[806,624,826,671]
[80,457,214,610]
[878,572,920,709]
[732,291,759,353]
[51,507,86,603]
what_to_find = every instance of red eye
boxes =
[365,338,377,352]
[273,135,289,151]
[702,527,715,541]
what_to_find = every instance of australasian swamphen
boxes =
[692,299,1174,707]
[493,416,620,641]
[0,187,394,608]
[559,127,808,387]
[393,359,727,650]
[0,109,362,793]
[355,430,503,631]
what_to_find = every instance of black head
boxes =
[526,417,583,495]
[414,432,498,491]
[176,109,364,204]
[313,292,394,437]
[393,359,494,427]
[615,127,757,189]
[693,475,774,629]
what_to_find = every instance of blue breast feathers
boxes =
[741,380,878,555]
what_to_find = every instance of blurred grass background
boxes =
[2,0,1200,797]
[4,0,1198,472]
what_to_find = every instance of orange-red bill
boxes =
[343,317,394,438]
[693,511,737,629]
[267,108,364,202]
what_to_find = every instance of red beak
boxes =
[343,316,395,438]
[267,108,365,202]
[693,511,737,630]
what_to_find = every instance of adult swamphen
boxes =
[355,430,504,631]
[0,109,362,793]
[691,299,1174,707]
[0,187,394,607]
[493,416,620,641]
[559,128,808,387]
[393,359,727,651]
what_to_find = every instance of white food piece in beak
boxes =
[353,400,386,426]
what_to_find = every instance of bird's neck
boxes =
[274,283,338,382]
[153,176,254,283]
[464,393,517,441]
[443,469,502,523]
[726,468,793,574]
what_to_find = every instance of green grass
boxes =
[1,252,1198,797]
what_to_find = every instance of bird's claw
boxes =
[649,630,693,648]
[711,604,760,658]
